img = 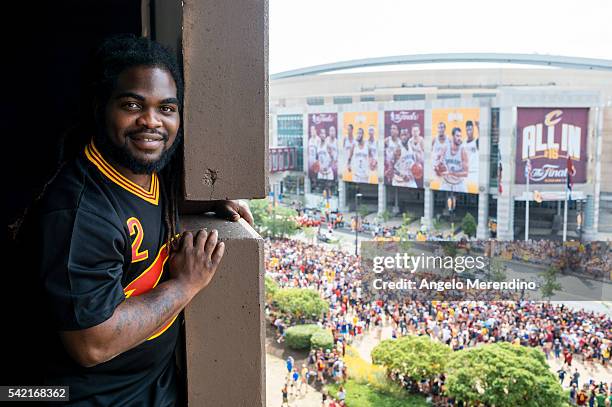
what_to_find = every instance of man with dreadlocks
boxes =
[15,35,253,405]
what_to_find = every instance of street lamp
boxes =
[355,193,363,256]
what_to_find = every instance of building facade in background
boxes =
[269,62,612,241]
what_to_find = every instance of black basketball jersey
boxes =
[33,141,179,406]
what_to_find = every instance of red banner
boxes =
[307,113,338,183]
[383,110,425,188]
[515,108,588,184]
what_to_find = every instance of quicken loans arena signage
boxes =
[515,107,588,184]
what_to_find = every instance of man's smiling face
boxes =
[100,65,180,174]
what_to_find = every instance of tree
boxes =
[247,199,299,238]
[489,258,507,282]
[397,212,415,251]
[461,212,477,238]
[445,343,566,407]
[441,241,458,258]
[433,218,443,232]
[380,209,392,223]
[358,203,370,219]
[540,265,562,301]
[265,205,299,238]
[273,288,328,323]
[371,336,451,382]
[264,275,279,303]
[249,198,270,232]
[303,226,316,244]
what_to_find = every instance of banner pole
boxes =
[563,189,568,242]
[525,171,530,241]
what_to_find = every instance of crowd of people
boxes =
[477,239,612,279]
[266,237,612,405]
[278,351,348,406]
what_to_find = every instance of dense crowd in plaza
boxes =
[475,239,612,279]
[266,238,612,406]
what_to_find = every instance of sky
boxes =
[269,0,612,74]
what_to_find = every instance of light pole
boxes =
[355,193,363,256]
[525,158,531,241]
[577,201,584,242]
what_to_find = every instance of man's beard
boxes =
[94,129,181,174]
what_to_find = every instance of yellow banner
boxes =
[430,108,480,194]
[341,111,379,184]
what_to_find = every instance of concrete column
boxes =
[338,180,347,211]
[182,217,265,407]
[476,106,491,240]
[477,192,489,239]
[179,1,268,405]
[393,187,400,214]
[378,183,386,215]
[422,187,434,229]
[304,176,312,194]
[182,0,268,201]
[584,106,604,241]
[583,195,598,240]
[496,106,515,241]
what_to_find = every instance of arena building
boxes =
[269,54,612,241]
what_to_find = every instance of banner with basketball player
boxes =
[430,108,481,194]
[383,110,425,188]
[515,108,588,184]
[307,113,339,185]
[340,111,379,184]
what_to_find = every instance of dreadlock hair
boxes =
[9,34,184,248]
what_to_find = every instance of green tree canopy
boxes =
[264,275,279,303]
[249,198,269,228]
[273,288,328,322]
[248,199,299,238]
[540,265,562,300]
[302,226,316,243]
[371,336,451,382]
[461,212,477,238]
[445,342,566,407]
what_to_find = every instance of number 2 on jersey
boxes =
[127,217,149,263]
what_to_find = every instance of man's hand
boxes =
[60,229,225,368]
[208,200,254,226]
[169,229,225,299]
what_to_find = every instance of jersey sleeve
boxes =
[39,207,127,330]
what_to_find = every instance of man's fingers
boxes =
[216,203,240,221]
[181,231,194,250]
[204,229,218,257]
[195,228,208,254]
[238,201,254,226]
[211,241,225,265]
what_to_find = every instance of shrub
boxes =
[285,324,321,350]
[264,275,279,303]
[461,212,477,238]
[371,336,451,381]
[445,342,566,407]
[274,288,328,322]
[343,347,387,388]
[310,329,334,351]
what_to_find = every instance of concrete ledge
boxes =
[181,216,265,407]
